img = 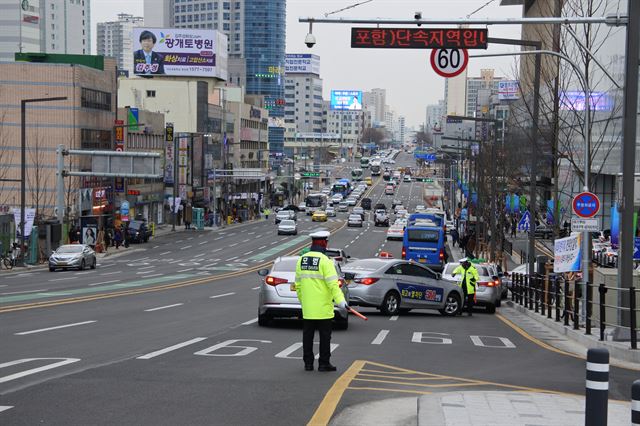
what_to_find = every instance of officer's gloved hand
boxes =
[338,300,349,310]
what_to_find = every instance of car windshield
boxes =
[280,220,295,226]
[57,245,84,254]
[272,258,299,272]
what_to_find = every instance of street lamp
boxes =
[19,96,67,266]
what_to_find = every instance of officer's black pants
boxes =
[465,294,475,314]
[303,319,332,366]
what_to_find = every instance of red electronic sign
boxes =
[351,28,488,49]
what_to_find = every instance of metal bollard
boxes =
[586,282,592,336]
[528,275,534,310]
[630,287,637,350]
[632,380,640,425]
[573,281,580,330]
[564,279,570,327]
[555,277,561,322]
[599,284,607,341]
[524,275,529,307]
[585,348,609,426]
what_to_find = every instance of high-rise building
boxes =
[97,14,143,74]
[363,88,386,125]
[284,54,323,134]
[426,100,445,131]
[466,69,504,117]
[0,0,90,62]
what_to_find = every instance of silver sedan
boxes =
[49,244,96,271]
[342,259,463,316]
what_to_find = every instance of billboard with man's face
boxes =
[132,28,228,79]
[330,90,363,111]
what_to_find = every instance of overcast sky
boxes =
[91,0,524,128]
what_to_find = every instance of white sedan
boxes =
[386,225,405,240]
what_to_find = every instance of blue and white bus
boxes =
[402,213,446,271]
[332,179,352,198]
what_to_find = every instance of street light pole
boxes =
[20,96,67,266]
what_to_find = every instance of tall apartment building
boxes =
[466,69,505,117]
[363,88,386,125]
[0,0,90,62]
[426,100,445,131]
[96,14,143,74]
[284,54,323,134]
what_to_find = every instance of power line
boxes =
[466,0,496,19]
[324,0,374,18]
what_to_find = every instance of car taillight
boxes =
[494,279,500,286]
[478,281,496,287]
[439,249,445,260]
[338,278,345,288]
[265,276,288,286]
[354,277,379,285]
[402,247,406,259]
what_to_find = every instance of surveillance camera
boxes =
[304,33,316,48]
[414,11,422,26]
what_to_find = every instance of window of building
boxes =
[207,12,213,19]
[234,12,240,19]
[146,90,156,97]
[188,15,193,22]
[234,23,240,31]
[207,23,212,28]
[81,129,111,150]
[223,12,230,20]
[175,5,180,12]
[207,2,213,10]
[194,3,199,11]
[201,13,206,20]
[81,88,112,111]
[51,13,55,19]
[223,2,230,10]
[51,43,55,49]
[214,2,218,9]
[181,5,186,12]
[223,23,229,31]
[187,4,193,11]
[194,14,199,21]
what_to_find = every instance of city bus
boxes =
[360,157,370,169]
[402,213,446,271]
[370,162,381,176]
[351,168,363,181]
[332,179,352,198]
[304,193,327,215]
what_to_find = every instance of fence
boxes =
[510,273,639,350]
[592,251,619,268]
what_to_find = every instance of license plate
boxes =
[418,258,426,263]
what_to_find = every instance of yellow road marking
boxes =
[307,360,365,426]
[352,378,486,389]
[346,386,433,395]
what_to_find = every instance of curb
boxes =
[506,300,640,364]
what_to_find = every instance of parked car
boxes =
[348,214,364,227]
[277,219,298,235]
[441,261,502,313]
[257,256,349,329]
[342,258,462,316]
[49,244,96,271]
[275,210,296,224]
[126,220,152,243]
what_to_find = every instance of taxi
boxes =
[312,210,328,222]
[364,176,373,186]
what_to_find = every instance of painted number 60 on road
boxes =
[430,48,469,78]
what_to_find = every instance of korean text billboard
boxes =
[133,28,228,79]
[498,80,520,100]
[559,91,613,111]
[330,90,362,111]
[285,54,320,75]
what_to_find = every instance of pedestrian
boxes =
[450,228,459,248]
[103,228,111,252]
[511,219,517,238]
[465,232,476,258]
[184,202,193,230]
[264,207,271,220]
[294,230,348,372]
[114,228,123,249]
[451,258,479,316]
[122,224,130,248]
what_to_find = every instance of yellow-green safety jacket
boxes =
[295,251,345,319]
[451,265,479,295]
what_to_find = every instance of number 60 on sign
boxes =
[430,48,469,78]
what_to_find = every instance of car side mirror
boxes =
[257,268,269,276]
[344,272,355,280]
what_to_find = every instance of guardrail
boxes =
[592,251,619,268]
[510,273,639,350]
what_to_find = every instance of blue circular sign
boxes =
[121,201,130,216]
[572,192,600,218]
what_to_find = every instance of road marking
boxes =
[181,245,192,250]
[194,253,206,258]
[177,268,193,273]
[159,251,171,256]
[244,251,254,255]
[0,406,13,413]
[0,358,81,384]
[258,245,267,250]
[176,240,184,243]
[140,273,163,278]
[252,286,260,290]
[227,256,238,261]
[248,232,255,235]
[389,315,399,321]
[229,243,238,247]
[187,237,194,240]
[48,277,77,282]
[136,337,207,360]
[1,289,47,295]
[371,330,390,345]
[99,271,121,276]
[308,360,365,425]
[199,241,208,245]
[214,237,223,241]
[138,265,155,270]
[242,239,250,243]
[211,248,222,253]
[144,303,183,312]
[210,292,235,299]
[242,317,258,325]
[89,280,120,287]
[15,320,97,335]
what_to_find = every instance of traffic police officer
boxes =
[451,258,479,316]
[295,230,347,371]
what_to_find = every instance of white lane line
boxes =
[99,271,121,276]
[1,289,47,295]
[199,241,208,245]
[258,245,267,250]
[88,280,120,287]
[138,265,155,270]
[244,251,254,255]
[193,253,206,258]
[0,406,13,413]
[229,243,238,247]
[144,303,184,312]
[159,251,171,256]
[209,292,235,299]
[270,241,278,245]
[153,245,160,249]
[214,237,223,241]
[242,318,258,325]
[255,234,263,238]
[242,239,250,243]
[252,286,260,290]
[248,232,255,235]
[181,245,192,250]
[48,277,77,282]
[389,315,399,321]
[187,237,194,240]
[176,240,184,243]
[345,244,350,248]
[371,330,390,345]
[15,320,97,336]
[137,337,207,360]
[212,248,222,253]
[177,268,193,273]
[140,273,163,278]
[136,270,156,275]
[227,256,238,261]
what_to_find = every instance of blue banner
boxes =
[611,204,620,248]
[506,195,511,213]
[513,195,520,212]
[547,199,554,225]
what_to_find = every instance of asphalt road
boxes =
[0,153,637,425]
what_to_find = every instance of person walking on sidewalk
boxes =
[294,231,347,372]
[450,228,459,248]
[511,218,517,238]
[451,258,479,316]
[114,227,123,249]
[184,202,193,230]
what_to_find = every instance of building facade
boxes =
[96,14,143,74]
[363,88,386,126]
[284,54,323,134]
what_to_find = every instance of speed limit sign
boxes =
[430,48,469,78]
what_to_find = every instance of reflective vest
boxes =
[452,265,479,295]
[295,251,345,319]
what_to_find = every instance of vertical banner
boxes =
[179,137,189,185]
[554,233,582,273]
[513,195,520,213]
[12,208,36,239]
[611,204,620,248]
[546,199,554,225]
[128,108,139,131]
[506,195,511,213]
[164,123,174,184]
